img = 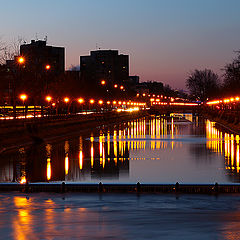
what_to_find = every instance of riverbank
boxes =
[203,110,240,135]
[0,110,148,154]
[1,182,240,194]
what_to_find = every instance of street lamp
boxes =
[19,94,27,118]
[45,96,52,116]
[78,98,84,112]
[64,97,70,114]
[20,94,27,102]
[45,65,51,70]
[64,97,69,103]
[114,84,118,88]
[78,98,84,104]
[46,96,52,102]
[101,80,106,85]
[11,57,26,119]
[89,99,95,111]
[18,57,25,64]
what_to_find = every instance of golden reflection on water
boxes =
[13,197,33,240]
[47,158,51,181]
[3,115,240,183]
[79,136,83,170]
[206,120,240,177]
[64,141,69,176]
[46,144,52,181]
[91,134,94,168]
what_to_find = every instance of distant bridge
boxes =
[149,102,201,114]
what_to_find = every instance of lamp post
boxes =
[64,97,70,114]
[45,96,52,116]
[78,98,84,112]
[19,94,27,118]
[89,99,94,111]
[12,57,25,119]
[45,65,50,92]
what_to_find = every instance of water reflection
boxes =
[0,115,240,183]
[206,120,240,182]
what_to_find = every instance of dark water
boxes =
[1,192,240,240]
[0,114,239,184]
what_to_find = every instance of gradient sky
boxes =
[1,0,240,89]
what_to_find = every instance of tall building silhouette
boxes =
[20,40,65,75]
[80,50,129,88]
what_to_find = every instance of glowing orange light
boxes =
[101,80,106,85]
[45,65,51,70]
[18,57,25,64]
[118,101,122,105]
[236,97,240,101]
[113,101,117,105]
[20,176,26,184]
[114,84,118,88]
[47,158,51,181]
[90,99,95,104]
[20,94,27,101]
[64,97,69,103]
[120,86,124,90]
[107,101,111,104]
[98,100,103,105]
[143,93,146,97]
[78,98,84,104]
[52,103,56,107]
[45,96,52,102]
[206,100,220,105]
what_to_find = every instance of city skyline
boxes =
[1,0,240,89]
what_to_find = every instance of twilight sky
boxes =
[1,0,240,89]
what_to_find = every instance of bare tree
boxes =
[186,69,220,101]
[223,51,240,95]
[0,37,25,64]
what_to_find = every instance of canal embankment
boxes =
[203,109,240,134]
[0,110,148,153]
[1,182,240,194]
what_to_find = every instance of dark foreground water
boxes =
[0,114,239,184]
[0,192,240,240]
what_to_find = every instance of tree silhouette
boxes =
[186,69,219,101]
[223,51,240,95]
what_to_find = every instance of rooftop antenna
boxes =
[35,33,38,41]
[44,35,48,43]
[96,43,101,50]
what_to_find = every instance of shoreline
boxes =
[203,112,240,135]
[1,182,240,194]
[0,111,148,154]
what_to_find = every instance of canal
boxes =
[0,114,239,184]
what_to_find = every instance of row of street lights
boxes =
[18,94,146,108]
